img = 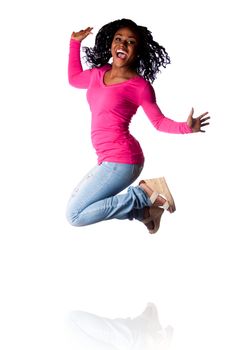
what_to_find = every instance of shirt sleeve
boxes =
[140,82,192,134]
[68,39,92,88]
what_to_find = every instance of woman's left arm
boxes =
[141,83,210,134]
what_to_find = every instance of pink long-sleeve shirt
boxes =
[68,39,192,164]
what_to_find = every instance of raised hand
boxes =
[187,107,210,133]
[71,27,93,42]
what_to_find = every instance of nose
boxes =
[119,41,128,49]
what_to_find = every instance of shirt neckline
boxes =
[101,66,141,87]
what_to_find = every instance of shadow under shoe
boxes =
[67,303,173,350]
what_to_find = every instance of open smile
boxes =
[116,49,128,60]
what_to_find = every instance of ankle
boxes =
[139,182,153,197]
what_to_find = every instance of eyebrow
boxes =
[114,33,137,39]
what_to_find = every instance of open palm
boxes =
[187,107,210,132]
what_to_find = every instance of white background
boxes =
[0,0,232,349]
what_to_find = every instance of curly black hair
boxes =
[82,18,170,83]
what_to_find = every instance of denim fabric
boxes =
[66,162,151,226]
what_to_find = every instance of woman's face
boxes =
[110,27,139,69]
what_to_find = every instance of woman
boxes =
[66,18,210,234]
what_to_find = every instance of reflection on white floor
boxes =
[67,302,173,350]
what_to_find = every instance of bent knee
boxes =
[66,209,81,227]
[66,208,89,227]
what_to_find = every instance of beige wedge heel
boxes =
[140,177,176,213]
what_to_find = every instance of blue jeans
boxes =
[66,162,152,227]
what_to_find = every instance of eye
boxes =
[114,37,121,42]
[127,39,136,45]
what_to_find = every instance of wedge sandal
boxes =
[140,177,176,213]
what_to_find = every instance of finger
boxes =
[200,116,211,122]
[83,28,93,38]
[83,27,93,33]
[188,107,194,118]
[84,32,92,39]
[199,111,209,118]
[200,122,210,127]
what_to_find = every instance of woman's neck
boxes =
[104,66,138,84]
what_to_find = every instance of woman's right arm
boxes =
[68,27,93,88]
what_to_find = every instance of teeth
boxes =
[117,49,127,54]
